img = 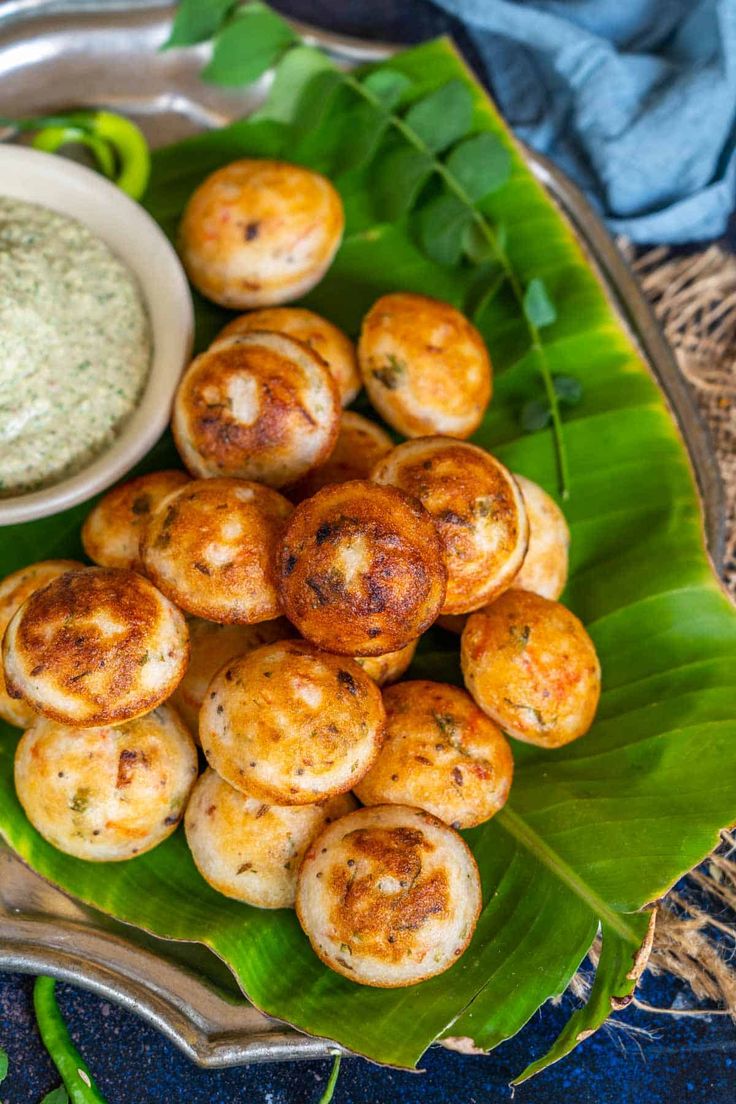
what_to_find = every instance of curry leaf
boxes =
[373,145,432,220]
[418,193,474,266]
[403,79,473,152]
[554,374,583,405]
[521,398,553,432]
[162,0,234,48]
[361,68,412,109]
[40,1088,69,1104]
[523,276,557,328]
[202,3,297,86]
[446,132,511,200]
[333,101,388,175]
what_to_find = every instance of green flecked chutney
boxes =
[0,197,151,497]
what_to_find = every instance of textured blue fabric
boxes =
[431,0,736,243]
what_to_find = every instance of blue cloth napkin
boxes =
[431,0,736,243]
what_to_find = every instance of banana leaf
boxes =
[2,37,736,1079]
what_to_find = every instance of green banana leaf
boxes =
[2,36,736,1080]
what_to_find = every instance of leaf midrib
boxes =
[495,806,644,945]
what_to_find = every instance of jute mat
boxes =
[600,244,736,1023]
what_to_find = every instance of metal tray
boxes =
[0,0,725,1069]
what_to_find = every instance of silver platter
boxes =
[0,0,724,1069]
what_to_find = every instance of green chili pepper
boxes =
[31,125,117,179]
[32,977,109,1104]
[0,110,150,200]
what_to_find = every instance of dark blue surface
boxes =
[1,2,734,1101]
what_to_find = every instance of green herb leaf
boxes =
[251,45,335,124]
[446,132,511,200]
[202,3,297,87]
[333,101,388,174]
[0,1047,7,1082]
[462,220,495,264]
[162,0,234,48]
[361,68,412,109]
[404,79,473,152]
[40,1088,69,1104]
[523,277,557,328]
[373,145,432,219]
[553,374,583,405]
[521,398,553,432]
[418,193,473,266]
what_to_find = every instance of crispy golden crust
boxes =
[296,804,481,987]
[200,639,385,805]
[81,470,190,571]
[358,293,491,438]
[461,590,601,748]
[214,308,359,406]
[372,438,528,614]
[14,706,198,862]
[277,481,447,656]
[140,478,292,625]
[171,616,293,732]
[0,560,83,728]
[354,639,417,687]
[172,331,341,487]
[179,159,344,309]
[184,769,356,908]
[354,681,513,828]
[511,475,570,601]
[287,411,393,503]
[2,567,189,727]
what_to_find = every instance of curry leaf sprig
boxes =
[164,0,577,497]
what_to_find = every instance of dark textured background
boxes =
[1,2,735,1101]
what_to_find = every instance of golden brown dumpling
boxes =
[511,475,570,601]
[288,411,393,503]
[179,159,344,309]
[15,706,197,861]
[461,590,600,748]
[354,638,417,687]
[140,478,292,625]
[372,437,528,614]
[200,639,385,805]
[296,804,481,987]
[358,293,491,438]
[354,680,513,828]
[214,307,359,406]
[3,567,189,727]
[277,481,447,656]
[172,331,341,487]
[0,560,83,728]
[81,470,189,571]
[171,617,292,732]
[185,768,356,908]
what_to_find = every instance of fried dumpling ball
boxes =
[358,293,491,439]
[354,681,513,829]
[296,804,481,987]
[3,568,188,727]
[185,769,356,908]
[200,640,385,805]
[214,307,360,406]
[171,616,292,732]
[140,478,292,625]
[0,560,83,728]
[81,470,190,571]
[354,638,417,687]
[511,475,570,601]
[277,481,447,656]
[15,706,197,861]
[179,159,344,309]
[461,590,601,748]
[172,331,341,487]
[372,438,528,615]
[288,411,393,503]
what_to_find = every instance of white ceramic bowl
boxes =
[0,145,194,526]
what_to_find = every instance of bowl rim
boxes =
[0,144,194,526]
